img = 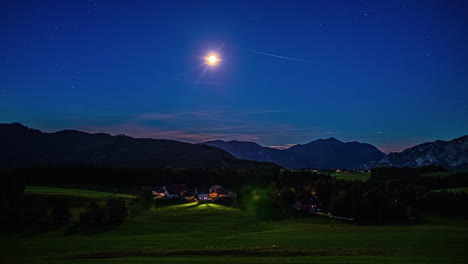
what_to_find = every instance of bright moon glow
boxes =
[209,56,217,64]
[205,53,220,66]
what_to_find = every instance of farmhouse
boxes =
[291,195,320,213]
[209,185,233,199]
[152,186,165,197]
[195,187,211,202]
[291,200,318,213]
[163,184,188,198]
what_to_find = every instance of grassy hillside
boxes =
[421,172,455,178]
[25,186,133,199]
[2,186,468,264]
[330,171,371,181]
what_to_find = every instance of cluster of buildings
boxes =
[152,184,233,202]
[151,184,322,214]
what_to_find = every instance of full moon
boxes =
[209,56,217,64]
[205,53,220,66]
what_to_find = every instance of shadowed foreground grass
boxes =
[2,186,468,264]
[25,186,133,199]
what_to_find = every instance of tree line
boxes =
[1,165,468,224]
[3,166,280,187]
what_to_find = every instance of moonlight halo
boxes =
[205,52,220,66]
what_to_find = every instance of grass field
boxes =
[330,172,371,181]
[25,186,133,199]
[446,187,468,193]
[2,186,468,264]
[421,172,455,178]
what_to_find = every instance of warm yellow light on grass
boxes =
[205,53,220,66]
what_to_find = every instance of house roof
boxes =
[153,186,164,193]
[210,185,231,195]
[164,184,188,194]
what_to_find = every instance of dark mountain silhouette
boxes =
[372,135,468,170]
[201,140,308,168]
[0,123,279,169]
[202,138,385,169]
[4,122,463,171]
[286,137,385,169]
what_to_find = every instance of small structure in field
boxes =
[291,200,318,213]
[291,195,320,213]
[163,184,188,199]
[195,187,211,202]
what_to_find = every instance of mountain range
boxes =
[0,123,278,169]
[203,136,468,170]
[199,140,308,168]
[202,138,385,169]
[1,123,467,170]
[371,135,468,170]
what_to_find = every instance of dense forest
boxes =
[1,165,468,225]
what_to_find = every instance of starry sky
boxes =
[1,0,467,153]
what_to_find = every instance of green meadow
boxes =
[25,185,134,199]
[421,172,455,178]
[2,186,468,264]
[330,171,371,181]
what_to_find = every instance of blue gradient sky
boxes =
[1,0,467,153]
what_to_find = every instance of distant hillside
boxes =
[201,140,308,168]
[372,135,468,170]
[202,138,385,169]
[0,123,279,169]
[286,137,385,169]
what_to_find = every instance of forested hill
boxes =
[0,123,279,170]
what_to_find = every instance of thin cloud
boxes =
[167,77,225,87]
[134,109,296,122]
[268,144,297,150]
[136,111,218,121]
[74,109,332,147]
[78,123,260,144]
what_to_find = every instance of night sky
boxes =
[1,0,467,153]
